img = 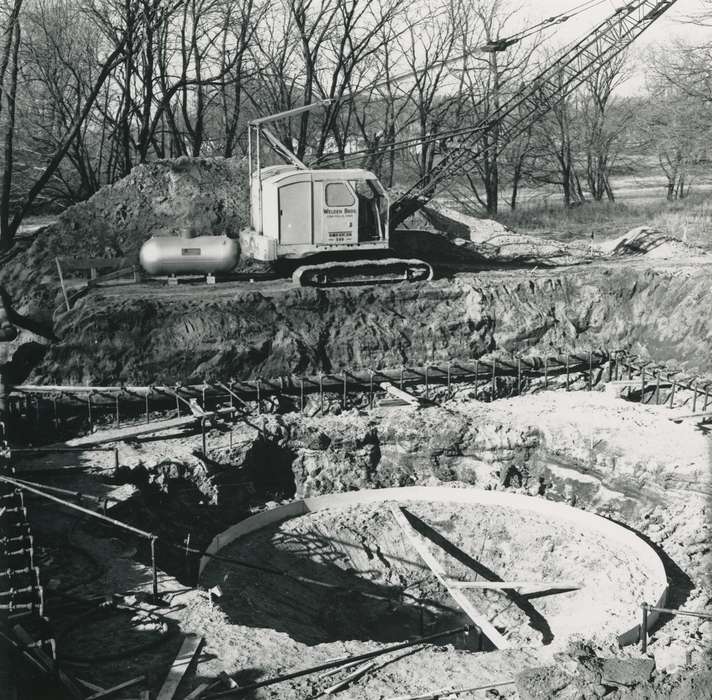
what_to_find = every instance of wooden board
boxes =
[86,676,144,700]
[389,506,509,649]
[157,635,204,700]
[380,382,422,406]
[183,683,210,700]
[448,580,581,591]
[64,415,209,447]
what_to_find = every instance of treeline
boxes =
[1,0,711,250]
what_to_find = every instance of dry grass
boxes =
[491,194,712,249]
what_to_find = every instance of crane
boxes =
[139,0,679,286]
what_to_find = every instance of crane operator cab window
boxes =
[354,180,385,242]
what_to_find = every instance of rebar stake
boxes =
[151,537,159,603]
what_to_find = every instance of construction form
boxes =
[2,339,712,698]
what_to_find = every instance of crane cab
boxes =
[239,165,390,263]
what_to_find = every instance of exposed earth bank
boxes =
[19,259,712,386]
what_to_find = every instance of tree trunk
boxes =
[0,17,21,252]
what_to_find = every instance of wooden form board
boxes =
[389,505,509,649]
[380,382,422,406]
[65,415,204,447]
[156,635,203,700]
[449,580,581,591]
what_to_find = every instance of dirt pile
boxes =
[420,203,596,264]
[0,157,248,323]
[516,642,712,699]
[597,226,707,259]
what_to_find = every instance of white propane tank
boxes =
[139,235,239,275]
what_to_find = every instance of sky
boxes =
[515,0,712,94]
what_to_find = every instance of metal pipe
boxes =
[10,447,117,454]
[645,604,712,620]
[641,603,648,652]
[544,357,549,389]
[0,475,155,540]
[517,358,522,394]
[566,355,570,391]
[693,382,698,413]
[204,624,474,698]
[151,537,159,603]
[491,359,496,402]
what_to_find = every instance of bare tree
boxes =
[527,65,587,208]
[580,54,630,202]
[642,44,712,200]
[451,0,538,215]
[0,0,129,251]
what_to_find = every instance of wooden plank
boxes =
[447,579,581,591]
[65,415,205,447]
[605,380,670,387]
[64,406,234,448]
[156,635,204,700]
[184,683,210,700]
[86,676,145,699]
[669,411,712,421]
[389,506,509,649]
[77,678,105,692]
[380,382,422,406]
[323,661,376,695]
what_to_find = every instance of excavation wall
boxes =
[28,260,712,385]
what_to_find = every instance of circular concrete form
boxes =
[200,487,667,651]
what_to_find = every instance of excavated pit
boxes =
[199,493,665,654]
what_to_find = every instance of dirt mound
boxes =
[419,203,594,264]
[596,226,706,259]
[516,642,712,699]
[0,157,248,322]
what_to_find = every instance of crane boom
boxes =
[389,0,679,229]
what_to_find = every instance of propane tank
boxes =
[139,235,239,276]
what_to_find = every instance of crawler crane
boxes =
[140,0,679,287]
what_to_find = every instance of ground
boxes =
[3,159,712,699]
[13,383,712,699]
